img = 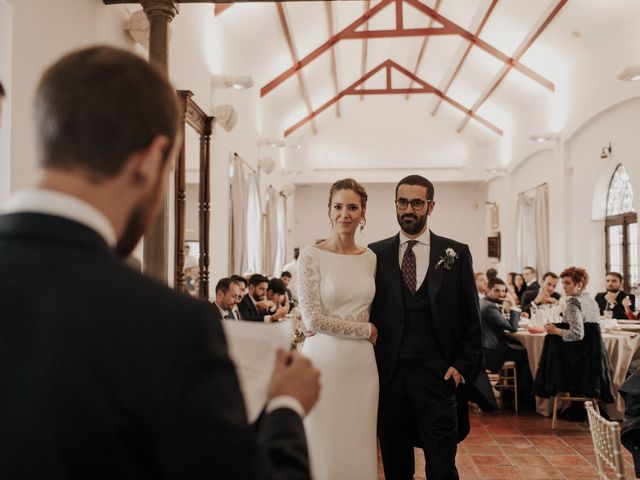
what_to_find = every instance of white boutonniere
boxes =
[436,247,458,271]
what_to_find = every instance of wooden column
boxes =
[140,0,178,282]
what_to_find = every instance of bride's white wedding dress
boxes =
[298,245,378,480]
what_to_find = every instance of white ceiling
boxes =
[213,0,640,174]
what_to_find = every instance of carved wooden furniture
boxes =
[175,90,213,300]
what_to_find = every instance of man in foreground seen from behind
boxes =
[0,46,319,479]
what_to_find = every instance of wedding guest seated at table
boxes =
[475,272,488,300]
[486,268,498,281]
[239,274,286,322]
[506,272,521,305]
[623,295,640,320]
[480,277,533,409]
[265,277,289,317]
[540,267,614,421]
[211,277,242,321]
[545,267,600,341]
[229,274,247,320]
[521,266,540,303]
[595,272,636,319]
[521,272,561,316]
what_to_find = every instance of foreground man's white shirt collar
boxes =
[3,188,117,248]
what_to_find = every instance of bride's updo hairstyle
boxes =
[327,178,368,211]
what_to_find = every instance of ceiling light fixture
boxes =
[528,132,560,142]
[211,75,254,90]
[259,138,286,148]
[617,65,640,81]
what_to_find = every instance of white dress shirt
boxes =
[398,229,431,290]
[3,188,117,247]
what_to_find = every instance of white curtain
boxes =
[534,185,550,275]
[246,171,262,274]
[274,194,287,277]
[515,184,549,274]
[263,186,278,276]
[229,155,246,275]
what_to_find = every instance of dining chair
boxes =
[585,400,627,479]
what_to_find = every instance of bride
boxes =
[297,178,378,480]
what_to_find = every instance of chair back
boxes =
[585,401,627,479]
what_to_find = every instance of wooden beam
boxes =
[284,59,501,137]
[342,27,453,39]
[262,0,394,97]
[405,0,442,100]
[404,0,554,91]
[324,2,340,117]
[276,3,317,134]
[214,3,232,16]
[432,0,498,114]
[456,0,568,133]
[262,0,552,97]
[360,0,371,101]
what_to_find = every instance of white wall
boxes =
[292,182,486,270]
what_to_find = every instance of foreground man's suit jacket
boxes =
[0,212,309,480]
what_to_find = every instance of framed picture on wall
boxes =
[489,204,500,230]
[488,233,501,260]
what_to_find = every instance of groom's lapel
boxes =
[386,234,404,309]
[428,231,445,302]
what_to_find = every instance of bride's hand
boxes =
[368,324,378,346]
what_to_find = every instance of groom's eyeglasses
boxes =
[395,198,430,211]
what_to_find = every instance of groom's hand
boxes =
[444,366,462,387]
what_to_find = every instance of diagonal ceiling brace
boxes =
[431,0,499,115]
[284,59,502,137]
[276,3,317,134]
[456,0,568,133]
[262,0,553,97]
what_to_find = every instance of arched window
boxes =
[605,164,638,289]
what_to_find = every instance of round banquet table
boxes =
[506,329,640,419]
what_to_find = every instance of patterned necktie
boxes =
[226,310,234,320]
[401,240,418,294]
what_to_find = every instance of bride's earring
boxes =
[360,218,366,232]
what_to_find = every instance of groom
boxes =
[369,175,482,480]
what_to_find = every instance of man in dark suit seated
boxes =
[0,46,320,479]
[229,274,248,320]
[521,271,561,315]
[595,271,636,319]
[240,274,288,322]
[212,277,242,321]
[520,266,540,304]
[480,277,533,409]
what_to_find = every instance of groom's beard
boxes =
[397,212,428,235]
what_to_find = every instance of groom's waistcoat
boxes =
[399,273,443,360]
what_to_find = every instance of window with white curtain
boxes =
[245,172,262,273]
[274,194,287,276]
[605,164,638,289]
[515,184,549,274]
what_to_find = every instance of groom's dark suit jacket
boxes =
[369,231,482,386]
[369,231,483,441]
[0,212,309,479]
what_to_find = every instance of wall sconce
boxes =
[528,132,560,142]
[617,65,640,81]
[259,138,286,148]
[124,10,151,48]
[212,104,237,132]
[600,142,612,159]
[211,75,254,90]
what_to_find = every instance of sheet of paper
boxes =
[222,319,293,422]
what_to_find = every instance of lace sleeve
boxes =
[297,249,372,340]
[561,296,585,342]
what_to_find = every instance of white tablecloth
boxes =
[507,329,640,419]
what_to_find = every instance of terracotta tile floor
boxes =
[377,408,637,479]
